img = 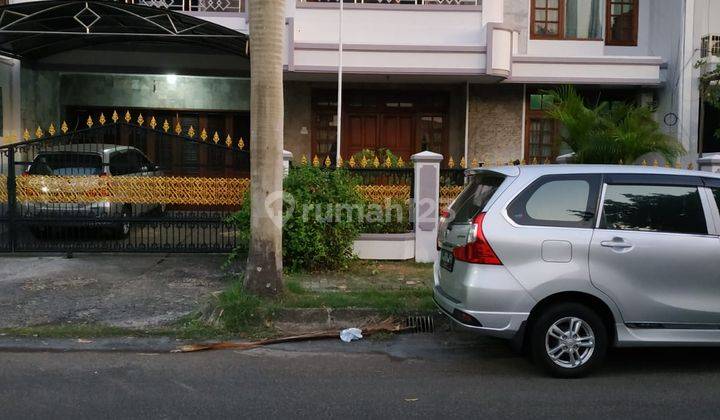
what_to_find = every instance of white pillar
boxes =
[411,151,443,263]
[282,150,293,177]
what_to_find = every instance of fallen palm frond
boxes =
[171,317,409,353]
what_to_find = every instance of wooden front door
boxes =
[313,89,449,162]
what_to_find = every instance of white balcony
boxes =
[289,0,513,78]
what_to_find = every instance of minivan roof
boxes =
[467,164,720,180]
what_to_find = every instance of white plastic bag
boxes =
[340,328,363,343]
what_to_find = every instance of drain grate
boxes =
[404,315,435,333]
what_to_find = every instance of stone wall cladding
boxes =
[283,81,312,160]
[467,84,524,165]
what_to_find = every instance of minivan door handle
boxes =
[600,238,633,250]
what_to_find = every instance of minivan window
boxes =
[602,184,707,235]
[449,173,505,223]
[507,174,600,228]
[29,153,102,176]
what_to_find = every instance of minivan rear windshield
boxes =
[449,172,505,223]
[29,153,103,176]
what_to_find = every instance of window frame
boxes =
[598,175,711,236]
[605,0,639,46]
[506,174,602,229]
[530,0,606,41]
[524,91,560,164]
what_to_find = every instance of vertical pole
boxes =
[7,146,16,251]
[335,0,343,165]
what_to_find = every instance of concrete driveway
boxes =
[0,254,234,328]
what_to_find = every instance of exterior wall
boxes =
[58,74,250,112]
[284,81,312,160]
[467,84,524,164]
[21,68,60,131]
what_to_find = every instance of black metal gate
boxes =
[0,114,249,253]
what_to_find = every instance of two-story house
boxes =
[0,0,701,168]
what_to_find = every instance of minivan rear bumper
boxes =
[433,261,532,340]
[433,287,529,339]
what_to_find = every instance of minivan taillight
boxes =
[452,213,502,265]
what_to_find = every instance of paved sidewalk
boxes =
[0,254,234,329]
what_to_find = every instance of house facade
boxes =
[0,0,710,168]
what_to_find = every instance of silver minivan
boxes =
[22,144,162,237]
[435,165,720,377]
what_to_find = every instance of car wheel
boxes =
[530,303,607,378]
[114,206,131,238]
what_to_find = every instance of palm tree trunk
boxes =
[245,0,284,296]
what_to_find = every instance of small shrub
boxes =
[227,165,365,272]
[360,197,412,234]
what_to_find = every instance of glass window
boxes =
[602,185,707,235]
[30,153,103,176]
[532,0,604,40]
[606,0,637,45]
[508,175,600,228]
[565,0,604,39]
[449,173,505,223]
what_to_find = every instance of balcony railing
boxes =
[124,0,246,13]
[298,0,481,6]
[702,35,720,59]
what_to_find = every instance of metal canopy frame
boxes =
[0,0,249,60]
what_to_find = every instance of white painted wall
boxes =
[293,7,485,47]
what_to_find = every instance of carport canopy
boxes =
[0,0,249,60]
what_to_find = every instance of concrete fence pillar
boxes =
[411,151,443,263]
[282,150,293,177]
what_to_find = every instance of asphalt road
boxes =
[2,331,720,419]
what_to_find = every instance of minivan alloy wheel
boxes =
[545,317,595,369]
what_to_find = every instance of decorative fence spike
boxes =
[619,159,624,165]
[301,155,308,165]
[188,126,196,138]
[99,112,106,126]
[397,157,404,168]
[372,156,380,168]
[641,159,647,166]
[325,156,332,168]
[531,157,538,165]
[675,162,682,169]
[61,121,69,134]
[23,128,30,141]
[652,159,659,167]
[212,131,220,144]
[460,157,466,169]
[124,111,132,123]
[471,158,479,168]
[384,156,392,168]
[35,126,43,138]
[665,162,671,168]
[150,116,157,130]
[448,156,455,168]
[543,158,550,165]
[225,135,232,148]
[137,113,145,126]
[349,156,356,168]
[112,110,119,123]
[238,137,245,150]
[86,116,93,128]
[337,155,344,168]
[360,156,368,168]
[174,122,182,135]
[163,119,170,133]
[520,159,526,165]
[48,123,56,136]
[199,128,207,141]
[312,155,320,167]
